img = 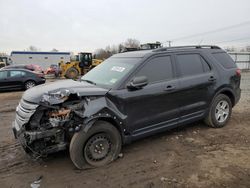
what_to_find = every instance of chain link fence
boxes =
[229,52,250,70]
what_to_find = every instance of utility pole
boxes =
[166,41,172,47]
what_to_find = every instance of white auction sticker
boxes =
[111,66,125,72]
[110,78,118,83]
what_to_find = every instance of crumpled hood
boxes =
[22,79,109,103]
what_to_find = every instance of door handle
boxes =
[208,76,216,82]
[164,85,176,91]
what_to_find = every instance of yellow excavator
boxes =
[59,52,103,79]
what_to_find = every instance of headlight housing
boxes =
[41,89,70,104]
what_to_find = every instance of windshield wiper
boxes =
[81,79,96,85]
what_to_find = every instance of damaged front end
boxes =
[13,89,102,158]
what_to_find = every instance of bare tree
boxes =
[27,45,39,51]
[124,38,140,48]
[118,43,125,53]
[94,48,112,59]
[246,46,250,52]
[51,48,58,52]
[224,46,236,52]
[94,38,141,59]
[110,45,118,54]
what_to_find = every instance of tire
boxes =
[65,67,79,79]
[24,80,36,90]
[70,121,122,169]
[205,94,232,128]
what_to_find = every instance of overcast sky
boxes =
[1,0,250,54]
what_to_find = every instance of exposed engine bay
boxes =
[12,85,124,159]
[12,78,127,160]
[17,95,86,158]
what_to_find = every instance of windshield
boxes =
[81,57,141,87]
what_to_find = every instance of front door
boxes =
[0,70,9,90]
[114,55,181,138]
[7,70,25,89]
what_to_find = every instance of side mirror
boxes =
[127,76,148,90]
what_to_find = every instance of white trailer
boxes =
[10,51,71,69]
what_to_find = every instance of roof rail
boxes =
[152,45,221,52]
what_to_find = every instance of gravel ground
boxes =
[0,72,250,188]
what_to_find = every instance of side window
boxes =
[0,71,8,79]
[21,71,26,76]
[135,56,173,83]
[10,71,23,78]
[176,54,205,76]
[212,52,236,69]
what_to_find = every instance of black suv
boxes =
[13,45,241,169]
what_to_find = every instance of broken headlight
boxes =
[41,90,70,104]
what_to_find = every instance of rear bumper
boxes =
[37,79,46,85]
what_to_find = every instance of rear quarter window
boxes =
[212,52,236,69]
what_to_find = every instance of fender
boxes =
[81,115,128,144]
[79,97,128,144]
[210,85,236,106]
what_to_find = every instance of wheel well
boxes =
[220,90,235,106]
[25,79,36,83]
[24,79,36,86]
[98,117,124,142]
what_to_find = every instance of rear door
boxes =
[174,53,216,121]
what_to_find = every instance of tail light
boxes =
[236,68,241,77]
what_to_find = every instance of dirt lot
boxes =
[0,73,250,188]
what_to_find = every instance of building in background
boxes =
[10,51,71,69]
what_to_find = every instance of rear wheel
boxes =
[205,94,232,128]
[65,67,79,79]
[70,121,122,169]
[24,80,36,90]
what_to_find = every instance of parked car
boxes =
[0,69,46,91]
[2,64,44,74]
[12,45,241,169]
[45,64,61,77]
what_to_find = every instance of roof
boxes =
[152,45,221,52]
[112,45,223,58]
[11,51,71,56]
[0,68,35,73]
[112,50,153,58]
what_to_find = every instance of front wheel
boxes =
[205,94,232,128]
[70,121,122,169]
[65,67,79,79]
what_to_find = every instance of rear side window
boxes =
[135,56,173,83]
[10,70,23,77]
[176,54,207,76]
[212,52,236,69]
